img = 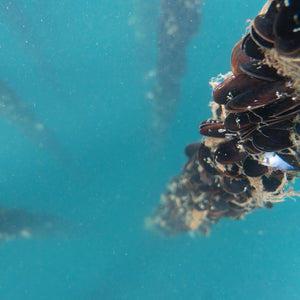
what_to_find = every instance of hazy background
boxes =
[0,1,299,299]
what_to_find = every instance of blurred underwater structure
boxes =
[0,81,80,172]
[0,2,81,242]
[0,207,71,242]
[151,0,202,143]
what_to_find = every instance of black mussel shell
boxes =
[242,33,265,60]
[243,140,261,154]
[240,60,282,81]
[215,139,247,164]
[252,123,293,152]
[275,103,300,119]
[262,171,284,192]
[198,144,219,175]
[221,176,250,194]
[184,143,202,159]
[225,81,287,112]
[199,120,229,138]
[252,96,299,121]
[213,74,264,105]
[274,0,300,57]
[224,112,260,132]
[243,156,268,177]
[252,1,277,44]
[239,125,258,140]
[251,26,274,49]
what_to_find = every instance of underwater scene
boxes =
[0,0,300,299]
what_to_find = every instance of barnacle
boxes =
[147,0,300,236]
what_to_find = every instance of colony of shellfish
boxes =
[147,0,300,235]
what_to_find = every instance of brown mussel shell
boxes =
[231,40,252,75]
[225,81,289,112]
[240,60,282,81]
[199,120,228,138]
[213,74,264,105]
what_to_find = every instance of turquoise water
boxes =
[0,1,300,299]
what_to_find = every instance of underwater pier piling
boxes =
[151,0,202,142]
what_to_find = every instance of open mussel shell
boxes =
[221,176,250,194]
[243,156,268,177]
[276,147,300,171]
[242,33,265,60]
[240,60,282,81]
[225,81,287,112]
[262,151,299,171]
[213,74,264,105]
[274,1,300,57]
[231,40,252,75]
[215,139,247,164]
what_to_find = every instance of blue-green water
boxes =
[0,1,300,299]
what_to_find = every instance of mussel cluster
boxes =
[147,0,300,236]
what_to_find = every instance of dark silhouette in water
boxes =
[0,81,77,171]
[151,0,202,142]
[0,207,69,241]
